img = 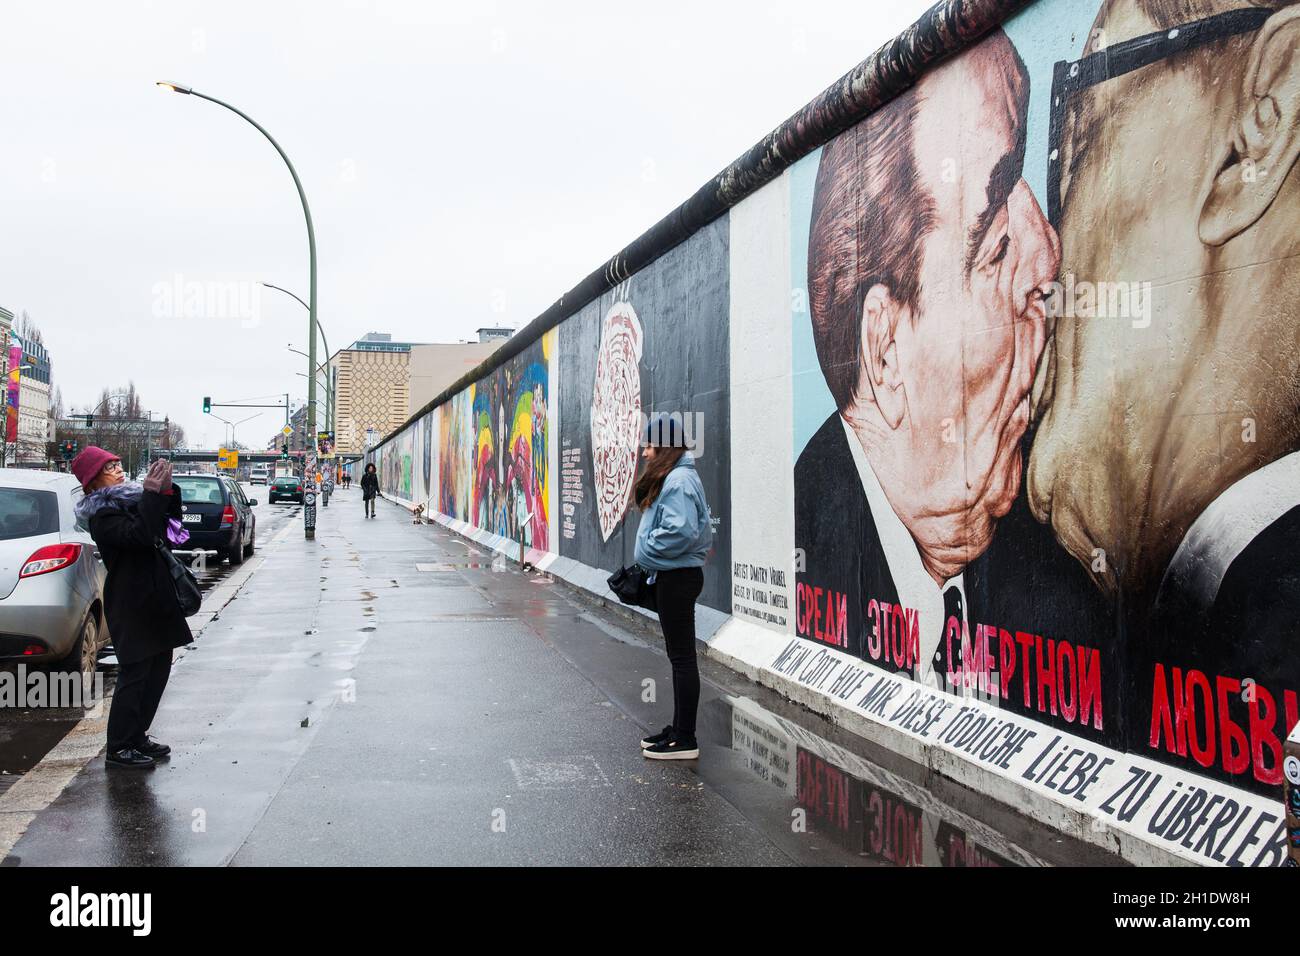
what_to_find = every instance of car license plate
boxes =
[182,513,203,524]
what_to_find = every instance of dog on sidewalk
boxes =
[412,503,425,525]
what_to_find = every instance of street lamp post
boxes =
[287,345,333,435]
[206,411,234,450]
[265,284,334,439]
[158,81,320,540]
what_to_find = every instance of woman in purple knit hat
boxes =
[71,447,193,770]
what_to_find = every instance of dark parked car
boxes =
[175,473,257,565]
[268,476,304,504]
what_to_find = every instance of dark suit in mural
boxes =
[795,414,899,661]
[1027,0,1300,792]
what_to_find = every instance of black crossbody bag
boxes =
[606,564,657,612]
[154,538,203,617]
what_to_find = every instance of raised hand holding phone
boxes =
[142,458,173,494]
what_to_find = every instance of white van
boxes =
[249,465,270,486]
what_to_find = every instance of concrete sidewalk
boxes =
[1,491,1117,866]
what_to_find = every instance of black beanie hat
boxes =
[643,412,688,448]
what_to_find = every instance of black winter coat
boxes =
[87,485,194,664]
[361,472,379,500]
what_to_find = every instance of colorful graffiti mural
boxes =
[379,331,553,552]
[5,344,20,445]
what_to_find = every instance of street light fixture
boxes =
[207,410,262,450]
[262,283,332,434]
[260,283,331,357]
[206,411,234,448]
[158,81,320,540]
[286,344,333,434]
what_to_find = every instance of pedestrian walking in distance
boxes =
[72,449,192,770]
[361,462,379,518]
[635,413,713,760]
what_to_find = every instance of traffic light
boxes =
[281,442,289,458]
[203,396,211,414]
[84,414,93,427]
[60,439,79,460]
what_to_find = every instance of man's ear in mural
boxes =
[1199,5,1300,246]
[859,283,906,429]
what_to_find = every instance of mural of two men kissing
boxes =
[793,0,1300,795]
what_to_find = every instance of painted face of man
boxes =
[877,36,1059,570]
[1027,0,1300,594]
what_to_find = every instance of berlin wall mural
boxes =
[468,332,551,550]
[557,219,732,612]
[766,0,1300,808]
[787,21,1126,753]
[375,330,553,553]
[370,0,1299,861]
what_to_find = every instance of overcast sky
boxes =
[1,0,933,448]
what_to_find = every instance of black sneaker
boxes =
[106,748,155,770]
[643,734,699,760]
[640,725,674,750]
[136,737,171,758]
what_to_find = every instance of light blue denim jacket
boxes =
[633,454,713,572]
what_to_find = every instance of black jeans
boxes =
[107,649,172,752]
[654,567,704,740]
[364,496,375,517]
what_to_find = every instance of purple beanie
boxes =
[70,446,120,492]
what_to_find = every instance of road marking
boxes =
[506,755,612,790]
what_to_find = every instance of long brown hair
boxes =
[635,447,686,510]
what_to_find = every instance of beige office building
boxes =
[331,329,511,455]
[331,336,412,456]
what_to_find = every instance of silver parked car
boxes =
[0,469,109,677]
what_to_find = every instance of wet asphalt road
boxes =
[1,488,1121,866]
[0,483,302,797]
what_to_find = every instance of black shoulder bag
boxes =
[606,565,657,612]
[155,539,203,617]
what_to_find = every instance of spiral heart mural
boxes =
[589,301,644,541]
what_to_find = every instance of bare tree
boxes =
[15,311,37,345]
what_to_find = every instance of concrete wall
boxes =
[371,0,1300,865]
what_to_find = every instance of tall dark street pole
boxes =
[157,82,319,539]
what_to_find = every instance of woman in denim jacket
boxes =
[634,413,713,760]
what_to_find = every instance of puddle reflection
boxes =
[717,695,1043,867]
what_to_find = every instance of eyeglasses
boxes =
[1046,6,1270,229]
[102,461,124,474]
